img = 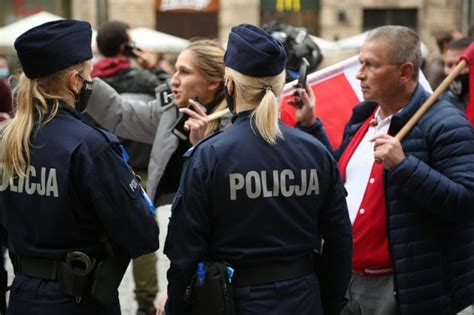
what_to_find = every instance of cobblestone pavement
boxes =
[5,203,474,315]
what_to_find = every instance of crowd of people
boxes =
[0,58,13,123]
[0,16,473,315]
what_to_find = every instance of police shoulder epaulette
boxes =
[183,131,223,158]
[93,127,120,145]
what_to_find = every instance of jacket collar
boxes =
[231,110,253,124]
[44,99,92,126]
[351,83,428,135]
[388,84,428,135]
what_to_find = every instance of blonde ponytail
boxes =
[1,62,87,180]
[251,87,282,144]
[2,74,50,180]
[228,68,285,144]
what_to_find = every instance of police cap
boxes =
[15,19,92,79]
[224,24,286,77]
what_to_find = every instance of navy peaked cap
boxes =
[15,19,92,79]
[224,24,286,77]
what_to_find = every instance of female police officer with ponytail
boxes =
[164,24,352,315]
[0,20,159,314]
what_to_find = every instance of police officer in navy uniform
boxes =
[0,20,159,314]
[164,24,352,315]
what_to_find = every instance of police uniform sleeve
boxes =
[164,146,215,315]
[316,155,353,315]
[78,139,159,259]
[297,118,334,155]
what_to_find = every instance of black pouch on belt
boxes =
[90,252,130,306]
[185,261,235,315]
[58,251,96,301]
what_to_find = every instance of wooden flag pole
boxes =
[395,59,467,141]
[207,108,230,121]
[183,108,230,131]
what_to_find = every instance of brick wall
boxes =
[219,0,260,44]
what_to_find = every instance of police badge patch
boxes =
[120,172,140,199]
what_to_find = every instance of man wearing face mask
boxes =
[441,37,473,112]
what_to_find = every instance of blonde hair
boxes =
[186,39,225,136]
[227,68,285,144]
[1,62,87,180]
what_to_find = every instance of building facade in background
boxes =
[0,0,71,24]
[0,0,471,56]
[155,0,219,39]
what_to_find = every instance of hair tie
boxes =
[262,84,273,93]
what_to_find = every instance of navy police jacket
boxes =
[165,111,352,314]
[0,103,159,261]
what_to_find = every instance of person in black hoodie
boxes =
[93,21,169,95]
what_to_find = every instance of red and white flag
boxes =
[460,42,474,126]
[280,56,432,148]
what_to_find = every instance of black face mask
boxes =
[449,73,469,99]
[75,77,93,112]
[224,84,235,114]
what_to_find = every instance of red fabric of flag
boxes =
[460,42,474,126]
[280,55,433,148]
[280,73,359,148]
[280,56,362,149]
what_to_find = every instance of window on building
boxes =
[0,0,71,26]
[260,0,321,35]
[363,9,418,32]
[96,0,108,27]
[155,0,219,39]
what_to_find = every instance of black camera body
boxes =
[171,98,206,141]
[123,42,141,58]
[262,21,323,80]
[292,58,310,109]
[297,57,310,88]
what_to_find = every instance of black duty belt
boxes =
[12,249,129,306]
[14,255,61,281]
[14,253,99,303]
[14,252,96,281]
[233,256,314,288]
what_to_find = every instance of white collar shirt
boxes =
[344,107,393,223]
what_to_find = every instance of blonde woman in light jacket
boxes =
[85,40,231,206]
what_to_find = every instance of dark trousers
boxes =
[233,274,322,315]
[341,272,398,315]
[7,275,121,315]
